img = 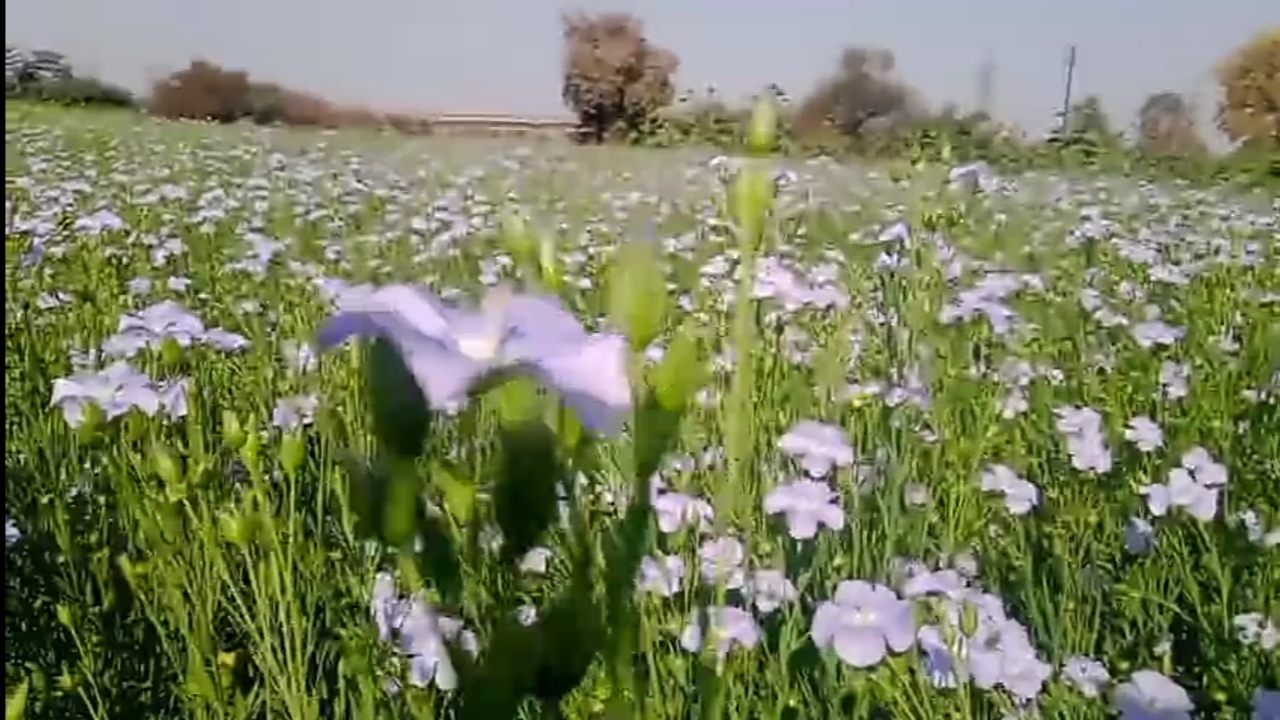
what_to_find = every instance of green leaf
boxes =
[632,388,684,485]
[279,431,306,477]
[650,326,705,412]
[607,239,669,352]
[364,338,433,460]
[730,168,774,248]
[338,452,380,542]
[416,513,464,607]
[6,677,29,720]
[432,460,477,526]
[533,579,603,704]
[747,94,779,155]
[493,420,562,565]
[458,616,537,720]
[381,458,423,549]
[492,375,543,426]
[149,442,183,486]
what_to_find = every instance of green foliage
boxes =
[6,75,137,110]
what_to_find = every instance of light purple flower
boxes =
[1125,416,1164,453]
[811,580,916,668]
[653,491,714,534]
[1254,689,1279,720]
[698,537,746,590]
[777,420,854,477]
[517,604,538,626]
[370,572,405,642]
[1181,446,1227,488]
[282,340,318,374]
[744,569,798,614]
[127,277,154,296]
[763,478,846,539]
[1159,361,1190,400]
[916,625,961,687]
[316,284,632,435]
[1062,655,1111,698]
[901,568,968,599]
[158,377,190,420]
[1140,460,1221,522]
[1054,406,1113,474]
[1132,321,1185,349]
[273,394,319,431]
[1234,612,1278,650]
[1113,670,1193,720]
[50,362,161,426]
[102,301,206,358]
[948,161,995,194]
[203,327,250,352]
[637,554,685,597]
[398,596,476,691]
[968,617,1053,701]
[1125,516,1157,555]
[518,546,552,575]
[979,464,1040,516]
[680,606,761,660]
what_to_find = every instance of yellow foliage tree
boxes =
[1214,28,1280,150]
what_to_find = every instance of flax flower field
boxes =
[4,105,1279,720]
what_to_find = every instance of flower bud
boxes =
[747,94,779,155]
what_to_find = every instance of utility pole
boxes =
[1058,45,1078,134]
[977,54,995,116]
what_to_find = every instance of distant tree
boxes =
[793,46,926,147]
[148,60,254,123]
[560,12,679,143]
[1063,94,1114,138]
[1136,91,1207,157]
[6,46,135,108]
[1214,28,1280,150]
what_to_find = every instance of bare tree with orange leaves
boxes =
[1214,29,1279,151]
[560,12,679,143]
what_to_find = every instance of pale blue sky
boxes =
[6,0,1277,138]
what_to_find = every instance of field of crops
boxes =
[4,104,1279,720]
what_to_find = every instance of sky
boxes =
[6,0,1277,138]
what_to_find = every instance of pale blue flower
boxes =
[50,362,160,426]
[1254,689,1279,720]
[811,580,916,668]
[680,606,761,660]
[1125,516,1157,555]
[637,554,685,597]
[777,420,854,477]
[980,464,1040,515]
[698,537,746,590]
[102,301,206,358]
[1125,416,1164,452]
[763,478,845,538]
[518,546,552,575]
[744,569,798,614]
[1113,670,1193,720]
[1062,655,1111,698]
[653,491,714,534]
[273,394,319,431]
[317,284,631,435]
